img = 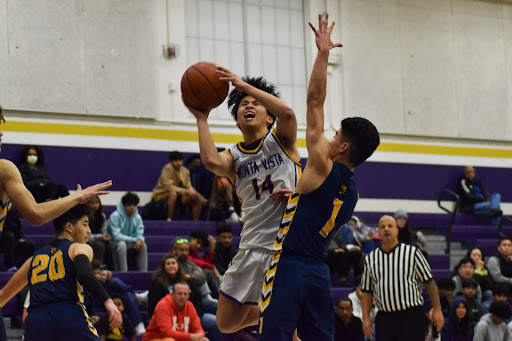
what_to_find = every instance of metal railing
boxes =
[437,189,460,254]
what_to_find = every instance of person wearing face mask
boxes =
[17,145,69,203]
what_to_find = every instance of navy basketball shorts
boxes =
[24,302,100,341]
[258,255,334,341]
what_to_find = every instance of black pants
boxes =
[89,240,118,271]
[375,306,424,341]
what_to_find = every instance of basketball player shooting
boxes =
[183,66,301,333]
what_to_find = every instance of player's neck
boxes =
[241,126,268,145]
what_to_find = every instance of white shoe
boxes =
[135,290,148,306]
[226,211,239,223]
[134,322,146,336]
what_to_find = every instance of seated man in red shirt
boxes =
[143,282,208,341]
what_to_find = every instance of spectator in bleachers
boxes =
[452,257,483,303]
[17,145,69,203]
[143,282,208,341]
[172,239,218,310]
[0,203,35,271]
[90,259,146,335]
[151,151,208,221]
[88,195,117,271]
[148,254,220,335]
[466,247,493,301]
[96,292,136,341]
[348,275,377,329]
[393,209,427,257]
[188,229,220,294]
[458,278,483,330]
[326,225,363,287]
[213,223,238,276]
[187,154,239,223]
[333,297,364,341]
[487,237,512,288]
[423,301,441,341]
[348,216,377,253]
[474,301,512,341]
[441,296,472,341]
[109,192,148,271]
[456,166,502,226]
[481,284,509,316]
[437,277,456,317]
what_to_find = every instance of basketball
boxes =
[181,62,229,111]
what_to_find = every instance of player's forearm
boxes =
[307,49,329,107]
[29,194,81,226]
[196,118,225,174]
[237,81,295,121]
[0,258,30,308]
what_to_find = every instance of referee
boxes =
[361,215,444,340]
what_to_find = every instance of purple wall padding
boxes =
[3,143,512,201]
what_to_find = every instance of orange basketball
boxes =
[181,62,229,111]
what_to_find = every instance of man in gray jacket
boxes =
[487,238,512,288]
[473,301,512,341]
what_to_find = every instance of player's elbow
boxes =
[202,158,223,174]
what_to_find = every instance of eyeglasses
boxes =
[174,238,189,246]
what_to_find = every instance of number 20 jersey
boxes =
[28,239,84,308]
[227,130,301,251]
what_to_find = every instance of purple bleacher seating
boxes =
[111,271,152,291]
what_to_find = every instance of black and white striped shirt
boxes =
[361,243,432,312]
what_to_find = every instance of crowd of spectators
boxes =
[6,145,511,341]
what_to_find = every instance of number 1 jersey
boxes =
[227,130,301,251]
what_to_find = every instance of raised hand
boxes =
[216,66,247,92]
[183,96,211,119]
[76,180,112,203]
[308,13,343,51]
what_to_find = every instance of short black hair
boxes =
[437,277,456,290]
[227,76,278,131]
[340,117,380,167]
[91,259,102,271]
[216,223,233,236]
[489,301,512,319]
[168,150,184,162]
[121,192,140,206]
[110,292,124,303]
[53,204,92,235]
[500,237,512,246]
[187,154,201,166]
[461,278,478,289]
[457,257,475,269]
[493,284,509,297]
[190,229,209,246]
[336,297,353,307]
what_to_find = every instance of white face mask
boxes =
[27,155,38,166]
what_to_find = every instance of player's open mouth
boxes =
[244,112,255,119]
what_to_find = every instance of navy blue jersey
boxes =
[274,162,358,260]
[28,239,84,308]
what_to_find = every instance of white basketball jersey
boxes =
[228,130,301,250]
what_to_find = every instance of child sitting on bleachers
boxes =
[90,260,146,336]
[96,293,136,341]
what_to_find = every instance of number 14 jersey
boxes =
[227,130,301,251]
